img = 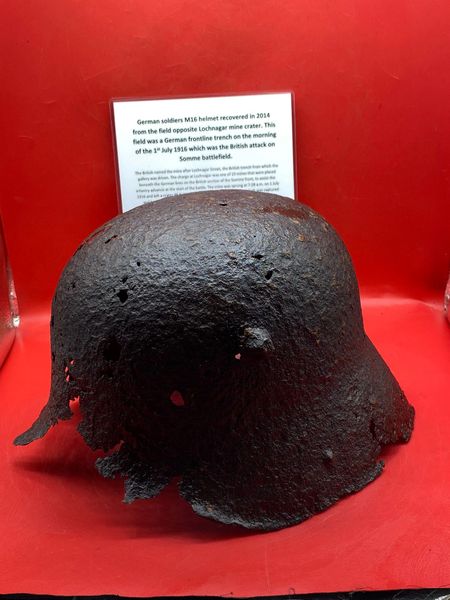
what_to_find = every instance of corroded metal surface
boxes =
[15,190,414,530]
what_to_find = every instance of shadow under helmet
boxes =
[15,190,414,531]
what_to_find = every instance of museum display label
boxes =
[112,93,295,211]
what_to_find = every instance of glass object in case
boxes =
[0,217,18,367]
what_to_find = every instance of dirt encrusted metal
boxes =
[15,190,415,530]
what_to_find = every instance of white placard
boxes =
[112,93,295,212]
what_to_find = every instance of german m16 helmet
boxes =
[15,190,414,530]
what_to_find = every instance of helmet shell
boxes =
[15,190,414,530]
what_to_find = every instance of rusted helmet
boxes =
[15,190,414,530]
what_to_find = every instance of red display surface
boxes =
[1,0,449,312]
[0,300,449,597]
[0,0,449,596]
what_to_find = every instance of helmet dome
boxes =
[15,190,414,530]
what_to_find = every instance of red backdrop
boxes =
[1,3,450,596]
[1,0,449,315]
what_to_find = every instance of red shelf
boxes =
[1,1,449,594]
[1,298,449,597]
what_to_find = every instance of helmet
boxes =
[15,190,414,530]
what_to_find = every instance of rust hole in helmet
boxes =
[117,289,128,303]
[170,390,185,407]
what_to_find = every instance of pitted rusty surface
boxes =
[14,190,414,530]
